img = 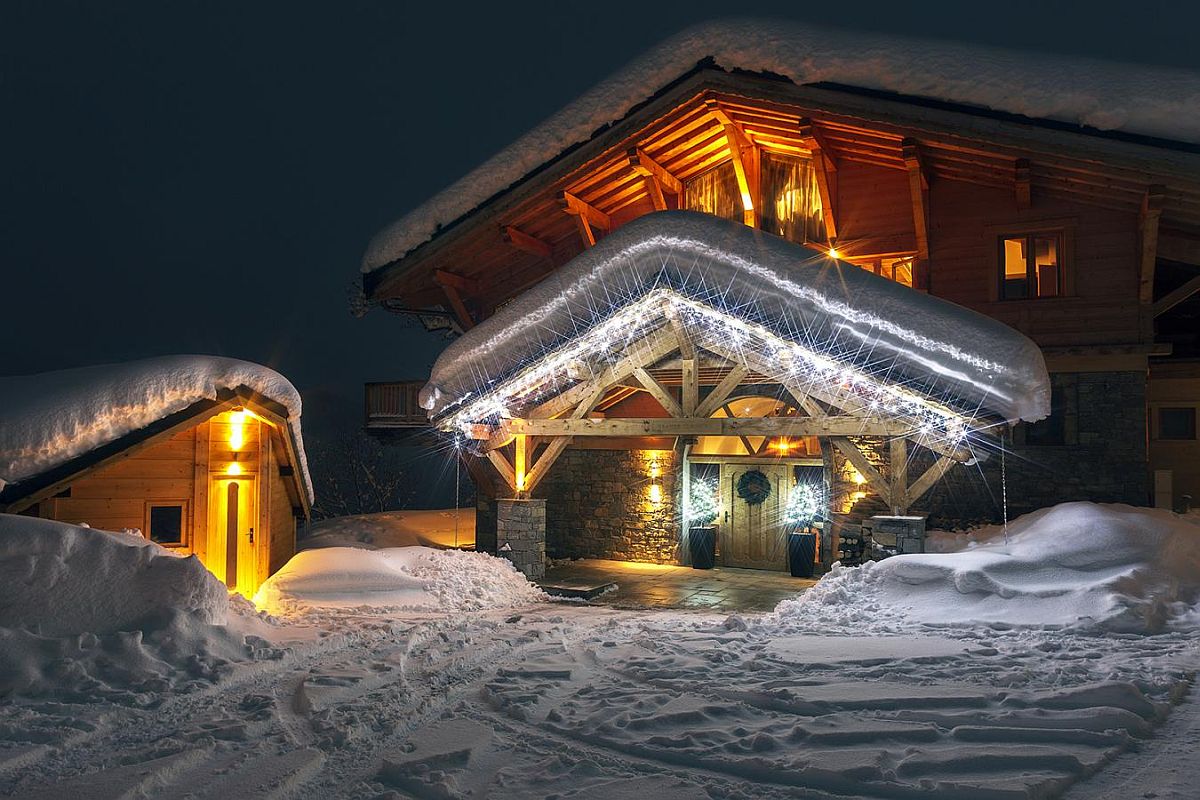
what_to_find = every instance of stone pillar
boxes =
[496,498,546,580]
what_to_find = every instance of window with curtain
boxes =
[683,161,742,223]
[761,152,825,244]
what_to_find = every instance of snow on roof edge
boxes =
[0,356,314,506]
[362,18,1200,274]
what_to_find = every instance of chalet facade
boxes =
[0,358,312,597]
[360,25,1200,572]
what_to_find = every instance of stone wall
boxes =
[914,371,1148,527]
[534,448,681,563]
[495,498,546,579]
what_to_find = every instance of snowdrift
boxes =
[0,515,267,701]
[254,546,546,615]
[303,509,476,551]
[0,355,311,501]
[778,503,1200,633]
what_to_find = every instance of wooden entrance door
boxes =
[720,463,791,570]
[208,477,258,595]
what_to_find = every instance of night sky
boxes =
[3,1,1198,443]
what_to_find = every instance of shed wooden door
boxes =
[720,463,790,570]
[208,477,258,595]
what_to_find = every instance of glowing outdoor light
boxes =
[226,460,242,476]
[229,409,246,451]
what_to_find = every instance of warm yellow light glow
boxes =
[740,191,755,212]
[827,246,841,259]
[226,461,242,476]
[229,410,245,451]
[648,459,660,479]
[851,490,867,501]
[771,438,792,452]
[514,435,528,492]
[851,469,866,485]
[649,483,663,504]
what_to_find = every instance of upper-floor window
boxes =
[1000,232,1062,299]
[682,152,826,244]
[850,256,914,288]
[760,152,825,244]
[683,161,741,223]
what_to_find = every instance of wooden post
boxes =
[192,421,210,565]
[799,118,838,240]
[902,139,931,291]
[889,437,908,514]
[514,434,528,494]
[1139,186,1166,305]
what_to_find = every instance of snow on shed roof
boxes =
[363,19,1200,273]
[423,212,1049,435]
[0,356,313,503]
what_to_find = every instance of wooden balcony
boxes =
[364,381,429,429]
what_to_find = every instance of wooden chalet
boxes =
[360,26,1200,571]
[1,379,311,598]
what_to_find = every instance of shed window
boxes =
[683,161,741,223]
[1159,407,1197,440]
[760,152,825,244]
[1001,232,1062,299]
[148,503,185,545]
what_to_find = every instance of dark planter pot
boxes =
[788,531,817,578]
[689,526,717,569]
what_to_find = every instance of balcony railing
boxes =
[364,381,428,429]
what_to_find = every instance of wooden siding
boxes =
[47,428,198,540]
[268,440,296,575]
[929,179,1142,347]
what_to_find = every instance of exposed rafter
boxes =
[629,146,682,212]
[1154,273,1200,317]
[433,269,477,330]
[502,225,554,259]
[830,437,892,507]
[559,190,611,248]
[694,365,749,419]
[706,99,759,227]
[1139,185,1166,305]
[633,366,684,418]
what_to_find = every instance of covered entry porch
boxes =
[422,215,1048,579]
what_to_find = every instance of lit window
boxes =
[683,161,741,223]
[1001,232,1062,299]
[1159,407,1197,440]
[849,256,915,288]
[760,152,825,243]
[148,503,185,545]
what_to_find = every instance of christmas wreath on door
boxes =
[735,469,772,505]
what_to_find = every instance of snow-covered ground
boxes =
[1,503,1198,799]
[303,508,475,551]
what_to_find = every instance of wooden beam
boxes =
[503,416,912,438]
[1014,159,1031,210]
[707,99,758,227]
[784,384,826,418]
[1139,186,1166,304]
[633,367,684,418]
[572,214,596,248]
[523,436,572,494]
[644,175,668,211]
[485,449,517,494]
[889,437,908,514]
[906,455,957,505]
[433,269,481,293]
[559,191,611,230]
[514,434,528,493]
[437,282,475,330]
[526,329,679,420]
[1154,273,1200,317]
[681,359,698,416]
[627,147,682,194]
[502,225,553,259]
[694,364,749,419]
[830,437,892,507]
[902,138,931,291]
[799,118,838,240]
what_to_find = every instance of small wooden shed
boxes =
[0,358,312,598]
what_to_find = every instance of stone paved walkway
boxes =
[541,558,818,612]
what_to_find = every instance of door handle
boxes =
[248,527,255,544]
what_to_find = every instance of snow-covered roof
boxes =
[423,212,1049,436]
[0,355,313,503]
[363,19,1200,273]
